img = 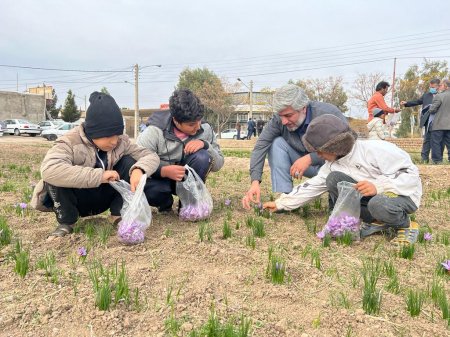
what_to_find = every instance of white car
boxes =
[38,120,64,131]
[41,123,79,141]
[4,119,41,136]
[220,128,247,139]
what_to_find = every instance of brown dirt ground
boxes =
[0,139,450,337]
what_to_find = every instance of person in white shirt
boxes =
[367,108,386,140]
[263,114,422,246]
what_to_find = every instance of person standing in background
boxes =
[367,81,401,122]
[247,118,256,140]
[401,78,441,163]
[428,79,450,164]
[236,121,241,140]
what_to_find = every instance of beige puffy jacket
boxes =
[367,117,386,140]
[31,125,160,211]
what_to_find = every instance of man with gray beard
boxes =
[242,84,347,209]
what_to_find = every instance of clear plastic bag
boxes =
[322,181,362,240]
[176,165,213,221]
[109,174,152,244]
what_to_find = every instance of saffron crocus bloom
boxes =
[316,231,325,240]
[77,247,87,257]
[19,203,27,209]
[424,233,432,241]
[224,199,231,206]
[441,260,450,271]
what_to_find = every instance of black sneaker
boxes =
[158,206,173,215]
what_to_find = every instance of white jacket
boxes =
[275,139,422,211]
[367,117,386,140]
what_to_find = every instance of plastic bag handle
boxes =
[184,164,202,183]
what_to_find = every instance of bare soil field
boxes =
[0,140,450,337]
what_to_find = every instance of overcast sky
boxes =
[1,0,450,118]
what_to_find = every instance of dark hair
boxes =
[375,81,390,92]
[430,78,440,85]
[169,89,204,123]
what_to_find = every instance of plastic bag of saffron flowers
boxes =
[176,165,213,222]
[110,175,152,244]
[321,181,362,241]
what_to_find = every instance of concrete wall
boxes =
[0,91,46,123]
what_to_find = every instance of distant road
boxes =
[0,134,49,144]
[0,134,259,149]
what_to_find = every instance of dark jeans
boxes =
[421,125,432,162]
[431,129,450,163]
[145,149,212,211]
[247,129,254,140]
[326,171,417,229]
[46,155,139,225]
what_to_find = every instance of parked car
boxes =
[38,120,64,131]
[41,122,78,141]
[220,128,247,140]
[4,119,41,136]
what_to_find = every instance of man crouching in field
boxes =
[31,92,160,237]
[263,114,422,246]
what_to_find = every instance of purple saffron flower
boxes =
[19,202,27,209]
[424,233,432,241]
[441,260,450,271]
[77,247,87,257]
[118,220,146,244]
[179,201,212,221]
[323,213,360,238]
[316,231,325,240]
[224,199,231,206]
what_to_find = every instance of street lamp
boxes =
[237,78,253,120]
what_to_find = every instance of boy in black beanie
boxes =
[31,91,160,237]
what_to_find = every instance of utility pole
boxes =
[389,58,397,138]
[134,64,139,139]
[84,95,87,113]
[249,80,253,120]
[42,83,46,121]
[391,57,397,107]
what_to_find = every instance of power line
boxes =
[0,64,133,73]
[143,28,450,68]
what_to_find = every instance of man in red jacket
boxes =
[367,81,401,122]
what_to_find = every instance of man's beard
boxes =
[286,111,306,131]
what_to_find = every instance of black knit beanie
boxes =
[84,92,124,139]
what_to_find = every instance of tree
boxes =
[290,76,348,112]
[351,72,385,108]
[176,67,237,135]
[100,87,110,95]
[46,89,61,119]
[61,90,80,122]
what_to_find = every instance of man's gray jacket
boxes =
[429,89,450,131]
[249,101,347,182]
[137,111,224,178]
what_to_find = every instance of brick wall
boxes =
[218,137,426,152]
[386,138,423,152]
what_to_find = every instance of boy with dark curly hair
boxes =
[137,89,224,213]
